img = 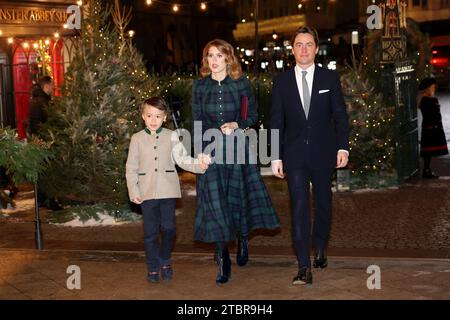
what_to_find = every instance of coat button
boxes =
[155,169,158,172]
[154,146,157,149]
[156,136,159,139]
[155,157,158,160]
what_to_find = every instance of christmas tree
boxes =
[341,59,396,185]
[40,0,160,205]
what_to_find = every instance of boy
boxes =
[126,97,209,283]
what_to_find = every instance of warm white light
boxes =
[298,4,302,9]
[272,33,278,40]
[7,37,13,44]
[54,32,60,38]
[351,31,359,45]
[200,2,206,10]
[63,24,68,29]
[23,42,29,48]
[33,43,39,49]
[317,6,321,10]
[241,18,246,23]
[173,4,179,12]
[77,0,82,6]
[45,39,50,45]
[0,30,2,36]
[146,0,152,5]
[128,30,135,37]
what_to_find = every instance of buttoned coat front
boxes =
[126,128,205,202]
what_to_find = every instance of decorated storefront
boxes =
[0,0,78,138]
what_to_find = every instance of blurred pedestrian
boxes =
[418,77,448,179]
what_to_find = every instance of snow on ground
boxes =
[52,213,133,227]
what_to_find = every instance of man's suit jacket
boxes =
[126,128,205,202]
[270,65,350,170]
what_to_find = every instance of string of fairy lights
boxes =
[144,0,216,13]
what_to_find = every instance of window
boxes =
[412,0,428,8]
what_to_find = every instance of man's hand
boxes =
[132,197,143,205]
[220,122,238,135]
[336,151,349,168]
[271,161,285,179]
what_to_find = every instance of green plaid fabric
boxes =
[192,75,280,243]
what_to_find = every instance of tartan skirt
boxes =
[194,162,280,243]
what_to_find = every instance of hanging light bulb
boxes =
[33,43,39,49]
[7,37,13,44]
[200,2,206,10]
[54,32,60,38]
[23,42,29,48]
[128,30,135,37]
[45,39,50,45]
[77,0,82,6]
[172,4,179,12]
[0,30,2,36]
[146,0,152,5]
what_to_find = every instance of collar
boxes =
[145,127,163,135]
[295,63,315,76]
[208,74,231,85]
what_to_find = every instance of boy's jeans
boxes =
[141,198,176,273]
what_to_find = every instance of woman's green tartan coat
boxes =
[191,74,280,243]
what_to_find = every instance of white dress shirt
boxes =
[295,64,315,113]
[271,64,348,163]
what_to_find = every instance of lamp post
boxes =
[34,183,43,250]
[253,0,259,75]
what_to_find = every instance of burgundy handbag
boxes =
[240,95,248,121]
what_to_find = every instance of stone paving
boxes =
[0,249,449,300]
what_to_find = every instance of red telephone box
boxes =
[12,39,65,139]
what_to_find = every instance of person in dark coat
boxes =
[418,77,448,179]
[27,76,62,210]
[27,76,53,137]
[192,39,280,285]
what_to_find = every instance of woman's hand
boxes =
[220,122,238,135]
[132,197,143,205]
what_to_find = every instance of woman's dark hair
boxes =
[290,26,319,47]
[140,96,169,114]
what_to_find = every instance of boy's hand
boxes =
[198,153,211,170]
[132,197,143,204]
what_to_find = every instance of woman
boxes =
[191,39,280,284]
[418,77,448,178]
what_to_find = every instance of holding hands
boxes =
[198,153,212,170]
[220,122,238,135]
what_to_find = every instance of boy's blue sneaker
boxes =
[161,265,173,281]
[147,272,159,283]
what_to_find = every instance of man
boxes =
[270,26,349,285]
[27,76,62,210]
[28,76,53,137]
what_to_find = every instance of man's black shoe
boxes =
[313,249,328,269]
[292,267,312,285]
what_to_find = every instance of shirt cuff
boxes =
[338,149,349,156]
[271,159,282,163]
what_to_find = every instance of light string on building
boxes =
[144,0,225,12]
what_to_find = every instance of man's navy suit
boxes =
[270,65,349,268]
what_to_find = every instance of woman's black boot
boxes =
[215,247,231,284]
[236,235,249,266]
